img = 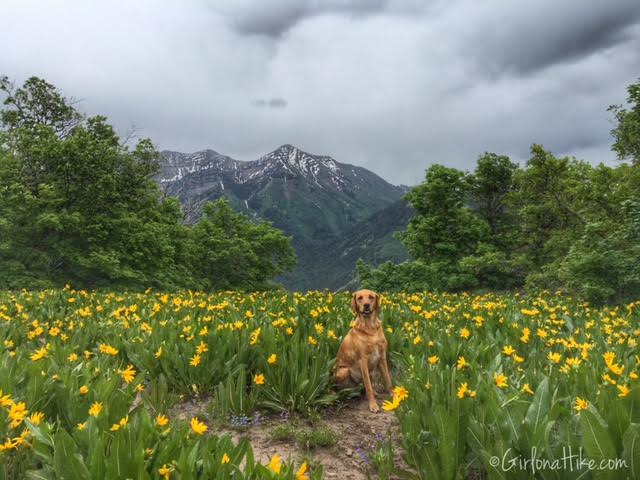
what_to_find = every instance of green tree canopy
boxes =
[0,76,295,290]
[357,113,640,304]
[400,164,489,263]
[609,78,640,165]
[191,199,296,290]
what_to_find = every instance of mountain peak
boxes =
[260,143,341,180]
[274,143,297,153]
[158,144,404,199]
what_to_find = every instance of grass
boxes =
[270,422,340,450]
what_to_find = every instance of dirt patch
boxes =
[170,396,409,479]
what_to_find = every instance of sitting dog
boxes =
[334,289,393,412]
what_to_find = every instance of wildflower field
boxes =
[1,287,640,479]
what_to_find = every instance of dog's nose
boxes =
[363,303,370,309]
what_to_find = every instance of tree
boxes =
[0,77,190,288]
[357,78,640,301]
[191,199,296,290]
[609,78,640,165]
[400,164,489,263]
[556,199,640,304]
[1,76,82,137]
[467,152,518,247]
[0,76,296,290]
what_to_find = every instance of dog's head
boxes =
[351,289,380,316]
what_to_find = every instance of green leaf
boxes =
[434,404,457,479]
[52,429,91,480]
[622,424,640,479]
[25,468,55,480]
[579,410,618,480]
[606,400,630,454]
[524,377,550,434]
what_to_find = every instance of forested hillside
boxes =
[358,79,640,305]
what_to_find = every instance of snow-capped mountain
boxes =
[159,144,400,196]
[156,144,410,290]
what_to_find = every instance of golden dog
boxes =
[334,289,393,412]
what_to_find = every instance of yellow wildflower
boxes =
[574,397,588,412]
[457,383,468,399]
[456,356,468,370]
[393,386,409,402]
[190,354,201,367]
[494,373,508,389]
[196,341,208,354]
[522,384,534,395]
[608,363,625,376]
[156,414,169,427]
[296,462,309,480]
[8,402,28,429]
[618,385,631,398]
[250,327,261,345]
[548,352,561,364]
[30,346,49,361]
[88,401,102,417]
[29,412,44,425]
[158,464,173,480]
[190,417,208,435]
[268,454,282,474]
[99,344,119,356]
[120,364,136,384]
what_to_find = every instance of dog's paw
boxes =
[369,401,380,413]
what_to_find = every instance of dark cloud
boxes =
[460,0,640,76]
[251,97,288,108]
[1,0,639,185]
[215,0,392,38]
[268,98,287,108]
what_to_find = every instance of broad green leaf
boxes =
[579,410,618,480]
[622,424,640,479]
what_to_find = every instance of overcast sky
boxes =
[2,0,639,185]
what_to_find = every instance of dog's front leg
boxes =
[379,351,393,396]
[359,356,379,413]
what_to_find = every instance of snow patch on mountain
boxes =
[158,144,362,193]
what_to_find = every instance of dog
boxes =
[334,289,393,412]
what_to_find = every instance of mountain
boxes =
[295,199,414,291]
[156,144,412,290]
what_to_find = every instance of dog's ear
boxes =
[351,292,358,314]
[374,293,380,311]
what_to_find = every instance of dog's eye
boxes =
[357,296,363,300]
[368,295,374,300]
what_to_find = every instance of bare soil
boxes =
[170,396,410,479]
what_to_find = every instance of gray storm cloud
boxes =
[1,0,639,185]
[213,0,393,37]
[252,98,288,108]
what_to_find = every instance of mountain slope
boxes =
[156,144,411,290]
[285,199,414,291]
